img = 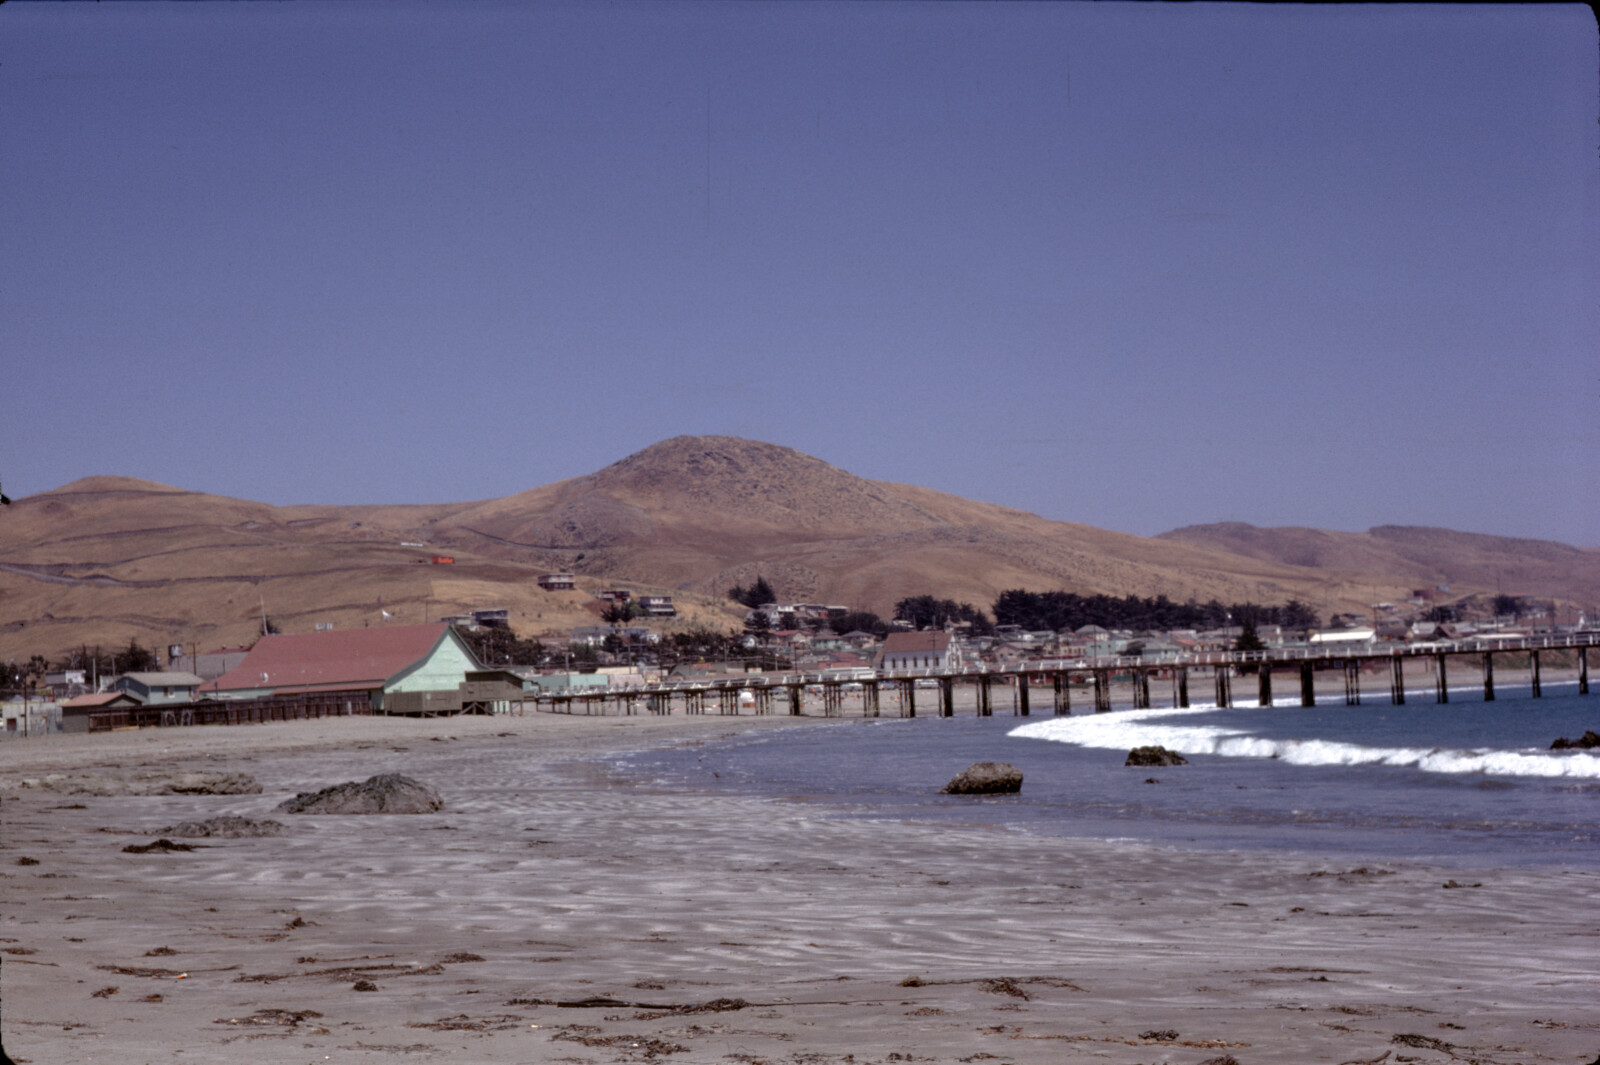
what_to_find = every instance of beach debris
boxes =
[215,1008,323,1027]
[1125,746,1187,767]
[409,1013,524,1032]
[1139,1029,1180,1042]
[550,1029,690,1055]
[940,762,1023,795]
[276,772,443,814]
[1197,1057,1242,1065]
[1549,729,1600,750]
[1441,880,1482,889]
[506,994,748,1013]
[900,976,924,987]
[15,856,39,866]
[982,977,1030,999]
[353,979,379,991]
[91,986,119,998]
[122,839,200,854]
[159,815,285,838]
[97,964,195,978]
[1392,1033,1453,1052]
[3,770,261,796]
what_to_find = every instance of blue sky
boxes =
[4,3,1595,545]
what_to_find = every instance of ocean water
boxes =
[608,682,1600,869]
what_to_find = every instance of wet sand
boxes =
[2,710,1596,1064]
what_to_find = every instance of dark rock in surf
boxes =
[122,838,198,854]
[940,762,1023,795]
[160,815,286,838]
[1549,729,1600,750]
[276,773,443,815]
[1126,746,1187,767]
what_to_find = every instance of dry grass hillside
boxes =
[1,437,1589,661]
[1158,523,1600,609]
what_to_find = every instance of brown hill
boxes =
[0,436,1590,662]
[1157,522,1600,608]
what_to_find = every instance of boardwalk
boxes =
[57,631,1596,732]
[531,631,1597,718]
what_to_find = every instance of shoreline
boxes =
[3,711,1597,1063]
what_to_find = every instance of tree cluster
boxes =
[893,595,992,634]
[827,610,888,636]
[601,601,641,626]
[726,576,776,609]
[991,590,1319,633]
[457,626,549,668]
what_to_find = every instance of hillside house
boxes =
[637,595,676,617]
[538,573,576,591]
[199,623,484,714]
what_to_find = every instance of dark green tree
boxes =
[112,639,155,674]
[459,626,547,667]
[727,576,777,609]
[601,601,639,626]
[1235,619,1265,654]
[828,611,886,636]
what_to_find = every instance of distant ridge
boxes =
[1158,522,1600,604]
[2,436,1594,659]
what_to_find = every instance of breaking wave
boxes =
[1009,706,1600,779]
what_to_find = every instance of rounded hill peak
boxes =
[595,436,847,485]
[571,435,943,534]
[45,475,190,496]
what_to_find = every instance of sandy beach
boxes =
[2,709,1596,1065]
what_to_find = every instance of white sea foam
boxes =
[1009,706,1600,779]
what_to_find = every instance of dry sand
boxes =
[2,710,1596,1065]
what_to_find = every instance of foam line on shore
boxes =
[1009,705,1600,779]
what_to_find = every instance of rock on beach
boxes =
[276,773,443,815]
[159,815,286,838]
[940,761,1023,795]
[1126,746,1188,767]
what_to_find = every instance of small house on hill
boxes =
[199,623,485,714]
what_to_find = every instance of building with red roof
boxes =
[198,623,485,713]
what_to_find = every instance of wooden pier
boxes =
[72,632,1596,732]
[525,632,1596,718]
